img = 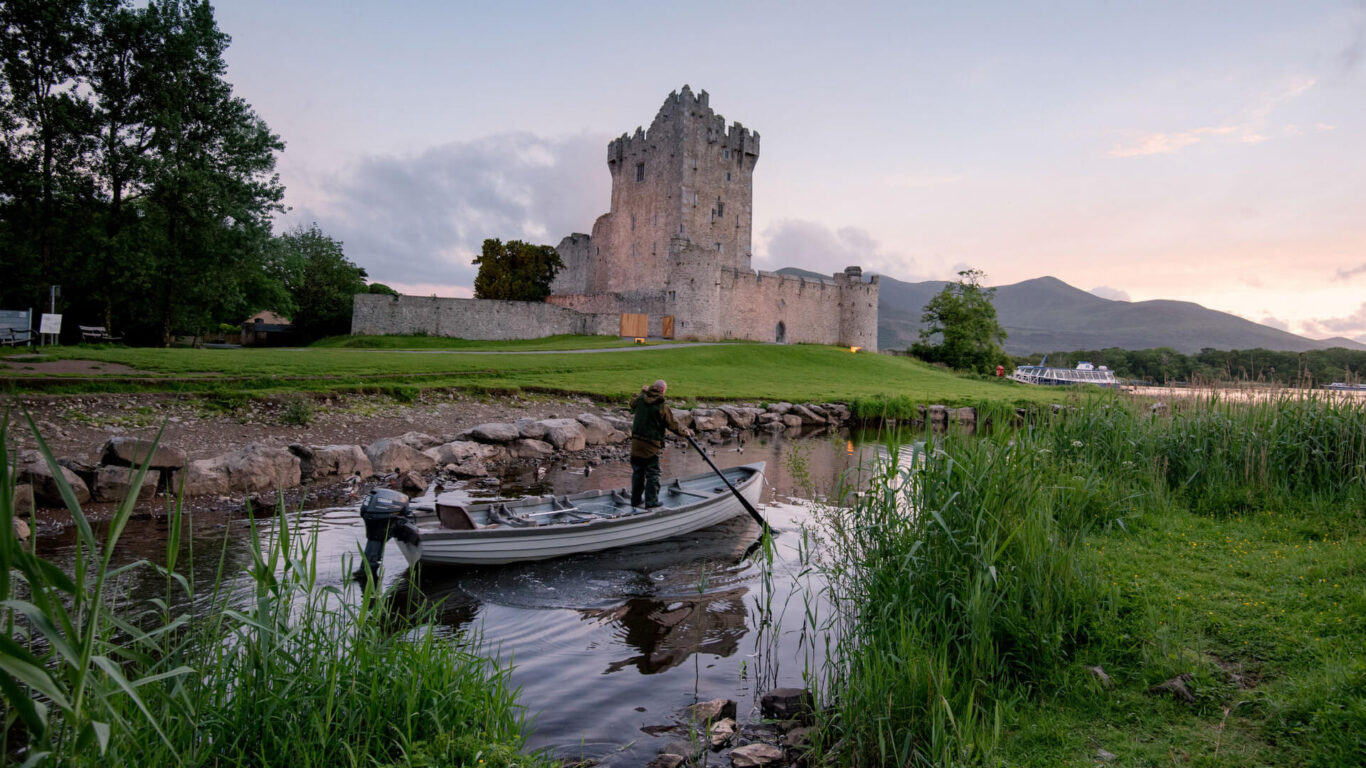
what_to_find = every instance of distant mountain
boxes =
[776,269,1365,355]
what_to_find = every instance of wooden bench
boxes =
[79,325,123,343]
[0,325,33,346]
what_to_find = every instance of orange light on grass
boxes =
[849,346,862,353]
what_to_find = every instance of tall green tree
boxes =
[472,239,564,301]
[912,268,1009,374]
[267,223,368,342]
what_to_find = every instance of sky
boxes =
[214,0,1366,343]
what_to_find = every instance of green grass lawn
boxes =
[5,340,1071,405]
[1007,499,1366,766]
[308,333,666,350]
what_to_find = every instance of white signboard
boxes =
[39,313,62,335]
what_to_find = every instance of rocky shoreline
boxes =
[7,393,858,535]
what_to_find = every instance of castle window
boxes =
[716,201,724,217]
[635,163,645,182]
[724,149,731,159]
[726,171,732,182]
[715,243,723,252]
[669,291,675,300]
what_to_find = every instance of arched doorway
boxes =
[775,321,786,343]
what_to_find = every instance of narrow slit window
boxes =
[635,163,645,182]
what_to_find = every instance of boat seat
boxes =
[436,503,477,531]
[489,504,538,528]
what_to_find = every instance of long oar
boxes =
[685,433,769,532]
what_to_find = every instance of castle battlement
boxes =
[607,85,760,169]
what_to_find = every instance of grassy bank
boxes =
[809,395,1366,766]
[4,341,1064,406]
[0,417,550,767]
[309,333,662,350]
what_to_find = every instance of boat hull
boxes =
[403,462,765,566]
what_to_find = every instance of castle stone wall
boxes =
[351,294,616,339]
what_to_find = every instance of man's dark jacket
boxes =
[630,385,684,459]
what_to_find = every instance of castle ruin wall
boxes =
[351,294,616,339]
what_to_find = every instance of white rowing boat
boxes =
[398,462,765,566]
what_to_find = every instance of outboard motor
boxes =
[359,487,420,578]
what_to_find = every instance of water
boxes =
[33,427,907,766]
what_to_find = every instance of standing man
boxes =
[630,379,692,508]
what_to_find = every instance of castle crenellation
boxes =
[353,86,878,350]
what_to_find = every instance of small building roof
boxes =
[245,310,291,325]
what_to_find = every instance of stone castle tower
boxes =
[549,86,878,350]
[554,86,759,295]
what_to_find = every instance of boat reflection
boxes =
[582,585,751,675]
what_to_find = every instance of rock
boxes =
[182,459,229,497]
[1097,748,1117,761]
[718,405,755,429]
[789,404,822,424]
[463,423,520,444]
[729,743,785,767]
[669,409,693,429]
[18,459,91,506]
[539,419,587,451]
[1086,665,1113,687]
[576,413,615,445]
[396,431,441,450]
[784,726,814,749]
[1149,674,1196,703]
[709,718,737,750]
[58,457,99,488]
[450,460,488,478]
[365,438,437,476]
[956,406,977,427]
[761,420,785,433]
[603,415,632,434]
[288,444,316,479]
[210,443,302,494]
[93,466,159,503]
[766,402,792,414]
[516,418,549,440]
[509,438,555,459]
[13,484,34,516]
[424,440,484,466]
[646,755,684,768]
[757,412,782,425]
[308,445,373,479]
[691,408,727,431]
[926,405,950,428]
[780,414,804,429]
[12,517,30,542]
[760,688,814,721]
[399,471,427,495]
[804,403,827,418]
[100,437,187,470]
[685,698,738,723]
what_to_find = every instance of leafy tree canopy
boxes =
[264,223,367,342]
[911,268,1009,374]
[471,239,563,302]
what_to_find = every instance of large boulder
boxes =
[365,438,437,476]
[603,415,633,434]
[781,414,804,429]
[576,414,615,445]
[759,687,814,721]
[92,466,159,503]
[462,423,520,445]
[789,404,824,425]
[729,743,784,767]
[18,457,91,506]
[13,484,34,517]
[690,408,728,431]
[669,409,694,429]
[538,419,587,451]
[308,445,373,479]
[100,437,187,470]
[515,418,550,440]
[423,440,484,466]
[395,431,442,450]
[509,438,555,459]
[766,402,793,414]
[181,459,229,497]
[208,443,301,494]
[718,405,756,429]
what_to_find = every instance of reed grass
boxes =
[806,394,1366,766]
[1,413,549,767]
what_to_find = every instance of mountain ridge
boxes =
[775,268,1364,354]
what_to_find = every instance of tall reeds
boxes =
[808,394,1365,766]
[1,413,547,767]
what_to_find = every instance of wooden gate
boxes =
[619,313,648,338]
[661,315,674,339]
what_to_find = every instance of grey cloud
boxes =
[1335,262,1366,281]
[1089,285,1131,302]
[286,132,610,289]
[757,219,919,279]
[1302,302,1366,338]
[1341,1,1365,74]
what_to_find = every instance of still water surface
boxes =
[38,428,904,766]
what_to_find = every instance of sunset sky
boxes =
[215,0,1366,343]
